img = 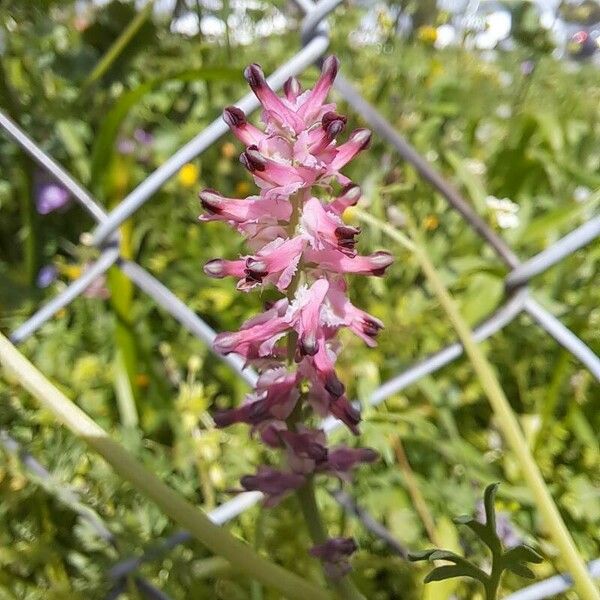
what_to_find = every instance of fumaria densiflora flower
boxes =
[200,56,392,578]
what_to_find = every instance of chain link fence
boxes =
[1,0,599,598]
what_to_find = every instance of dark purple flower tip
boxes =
[283,76,301,98]
[362,316,384,339]
[204,259,226,278]
[322,111,347,128]
[299,333,319,356]
[321,112,347,139]
[324,373,345,398]
[330,397,361,434]
[370,251,394,276]
[326,120,345,141]
[321,55,340,83]
[334,226,360,253]
[199,189,223,214]
[240,146,266,172]
[243,64,266,90]
[36,265,57,288]
[245,258,267,275]
[36,181,70,215]
[223,106,247,128]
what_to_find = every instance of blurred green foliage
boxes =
[0,1,599,599]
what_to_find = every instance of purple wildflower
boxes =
[36,180,70,215]
[36,265,58,288]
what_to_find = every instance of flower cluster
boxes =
[200,56,392,576]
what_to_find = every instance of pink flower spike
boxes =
[298,56,340,122]
[301,197,360,256]
[241,467,306,507]
[330,129,372,171]
[200,57,391,569]
[305,249,393,276]
[204,258,246,279]
[222,106,265,146]
[244,64,305,133]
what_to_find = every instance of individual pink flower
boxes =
[200,55,392,574]
[213,299,289,359]
[301,197,360,257]
[240,236,306,291]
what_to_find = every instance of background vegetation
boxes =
[1,1,599,598]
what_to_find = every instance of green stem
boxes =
[357,209,600,600]
[0,333,331,600]
[484,563,501,600]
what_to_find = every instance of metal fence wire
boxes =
[1,1,599,598]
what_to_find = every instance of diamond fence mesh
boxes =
[1,1,599,598]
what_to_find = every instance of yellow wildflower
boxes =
[178,163,200,188]
[342,206,358,225]
[424,214,439,230]
[417,25,438,45]
[62,264,82,280]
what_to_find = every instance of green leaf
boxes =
[503,545,544,565]
[453,515,500,553]
[408,549,438,562]
[424,564,486,584]
[506,563,536,579]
